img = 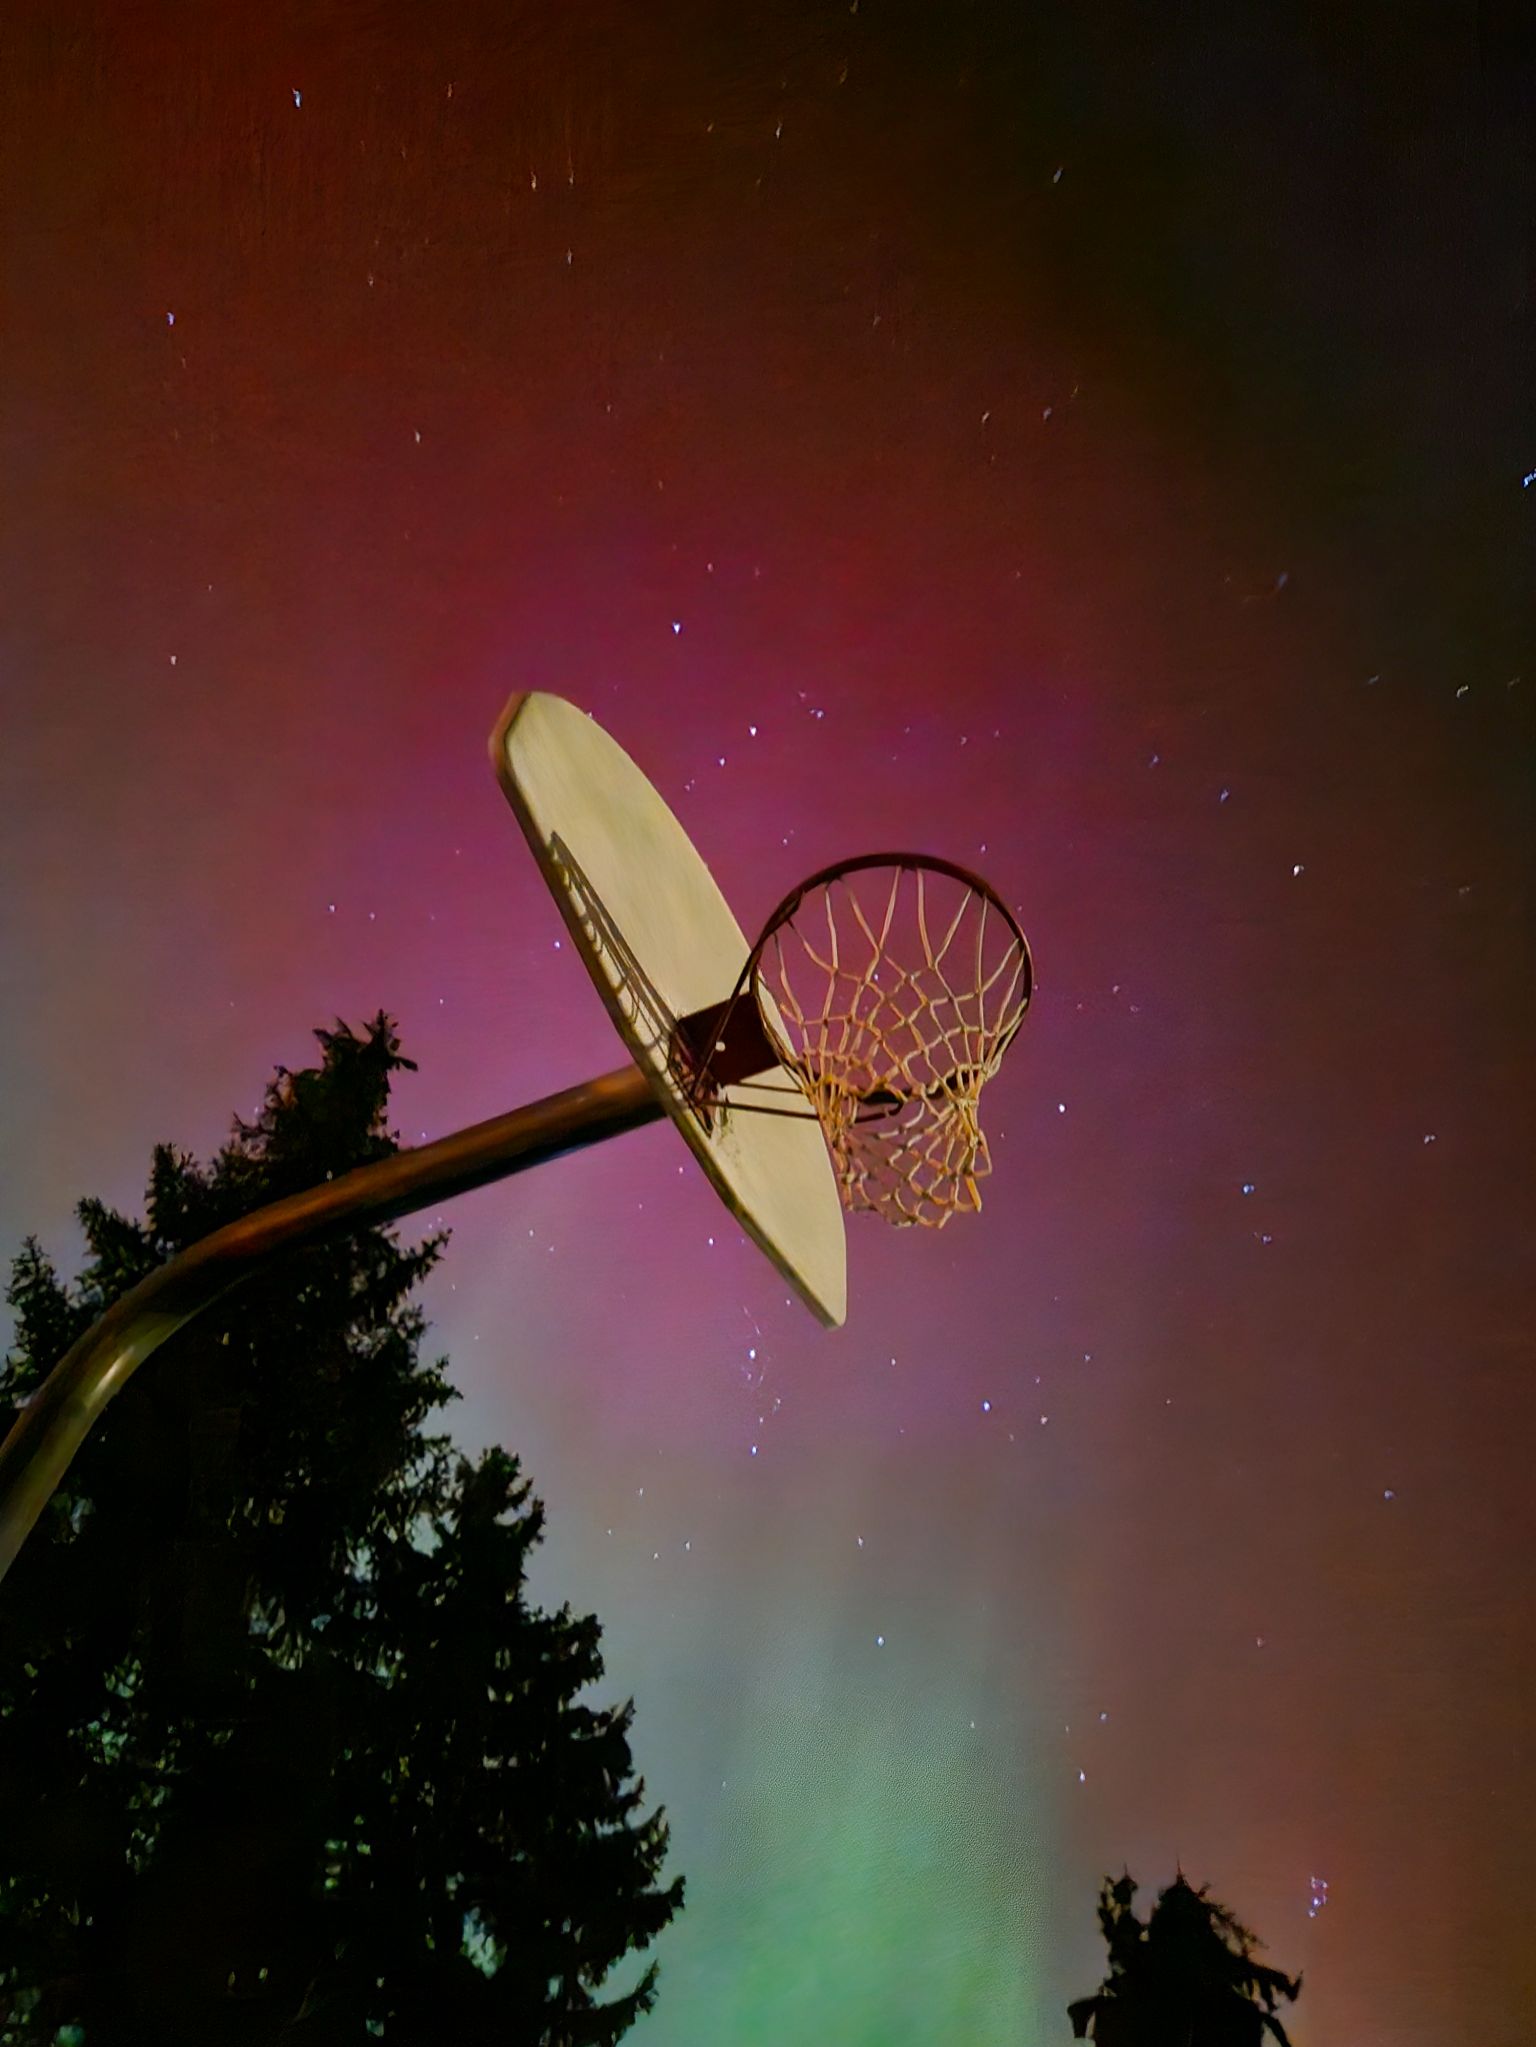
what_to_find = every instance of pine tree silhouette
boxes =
[0,1016,682,2045]
[1068,1870,1301,2046]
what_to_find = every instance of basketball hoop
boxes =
[679,856,1032,1227]
[0,697,1037,1584]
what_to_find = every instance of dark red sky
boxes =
[3,4,1533,2041]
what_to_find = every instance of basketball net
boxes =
[748,857,1031,1227]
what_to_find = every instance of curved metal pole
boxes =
[0,1063,663,1585]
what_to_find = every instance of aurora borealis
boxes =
[3,4,1532,2042]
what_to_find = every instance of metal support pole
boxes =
[0,1062,663,1585]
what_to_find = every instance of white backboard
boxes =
[490,691,847,1327]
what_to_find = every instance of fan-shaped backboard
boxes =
[489,691,847,1327]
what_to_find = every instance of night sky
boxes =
[3,5,1533,2042]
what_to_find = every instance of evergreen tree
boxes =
[0,1016,683,2045]
[1067,1871,1301,2047]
